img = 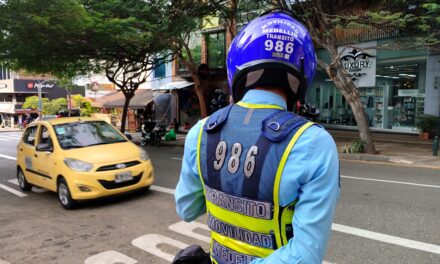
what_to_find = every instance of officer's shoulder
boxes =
[302,122,334,143]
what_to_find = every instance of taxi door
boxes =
[33,124,57,191]
[17,124,42,187]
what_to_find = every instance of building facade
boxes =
[0,78,84,128]
[308,40,440,133]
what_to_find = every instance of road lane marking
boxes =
[0,154,16,160]
[152,185,440,254]
[150,185,175,195]
[169,221,210,243]
[132,234,189,262]
[171,157,183,160]
[84,250,138,264]
[8,179,48,193]
[0,136,21,140]
[332,223,440,255]
[0,183,27,197]
[341,175,440,189]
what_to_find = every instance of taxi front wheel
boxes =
[57,178,76,210]
[17,168,32,191]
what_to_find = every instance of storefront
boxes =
[0,79,84,128]
[307,39,440,133]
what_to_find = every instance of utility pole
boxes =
[37,85,42,119]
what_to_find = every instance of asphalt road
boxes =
[0,131,439,264]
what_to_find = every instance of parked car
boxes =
[16,117,154,209]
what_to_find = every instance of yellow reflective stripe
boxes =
[196,118,208,191]
[211,232,273,258]
[206,200,274,234]
[237,101,285,110]
[272,121,315,247]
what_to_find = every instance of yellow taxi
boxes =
[16,117,154,209]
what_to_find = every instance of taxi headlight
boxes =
[140,148,150,161]
[64,158,93,172]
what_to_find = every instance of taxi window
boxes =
[38,125,53,147]
[54,121,126,149]
[23,126,38,146]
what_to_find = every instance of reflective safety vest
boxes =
[196,102,315,264]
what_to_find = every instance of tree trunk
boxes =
[192,73,208,118]
[120,93,133,134]
[328,62,377,154]
[321,41,377,154]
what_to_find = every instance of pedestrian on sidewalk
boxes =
[174,10,340,264]
[18,115,23,130]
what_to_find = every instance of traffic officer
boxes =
[175,10,340,264]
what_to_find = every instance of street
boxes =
[0,131,439,264]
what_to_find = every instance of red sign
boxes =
[27,83,34,89]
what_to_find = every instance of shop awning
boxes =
[153,81,194,91]
[92,89,153,110]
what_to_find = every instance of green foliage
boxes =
[22,96,49,110]
[416,114,440,134]
[343,139,366,154]
[45,98,67,115]
[71,94,93,116]
[22,96,66,115]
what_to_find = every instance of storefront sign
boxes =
[338,41,377,87]
[398,89,418,97]
[0,83,7,89]
[27,81,55,89]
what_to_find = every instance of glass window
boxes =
[54,121,126,149]
[38,125,53,147]
[207,31,225,69]
[23,126,38,146]
[154,58,166,78]
[375,62,424,131]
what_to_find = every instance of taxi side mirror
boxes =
[36,143,53,152]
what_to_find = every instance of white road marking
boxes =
[84,250,138,264]
[332,223,440,255]
[8,179,48,193]
[152,185,440,255]
[132,234,189,262]
[171,157,183,160]
[0,136,21,140]
[341,175,440,189]
[0,154,16,160]
[0,183,27,197]
[169,221,210,243]
[150,185,175,195]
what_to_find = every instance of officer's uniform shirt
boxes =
[175,89,340,264]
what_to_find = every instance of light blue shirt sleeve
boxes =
[250,126,340,264]
[175,120,206,222]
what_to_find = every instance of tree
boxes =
[22,96,66,115]
[264,0,440,154]
[161,0,266,118]
[0,0,173,133]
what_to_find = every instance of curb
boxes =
[339,153,440,169]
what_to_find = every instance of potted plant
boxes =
[416,114,440,140]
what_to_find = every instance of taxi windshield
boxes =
[54,121,127,149]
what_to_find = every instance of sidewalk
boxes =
[130,129,440,169]
[3,127,438,169]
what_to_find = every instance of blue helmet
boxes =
[227,10,317,110]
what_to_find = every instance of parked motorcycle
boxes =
[140,121,166,147]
